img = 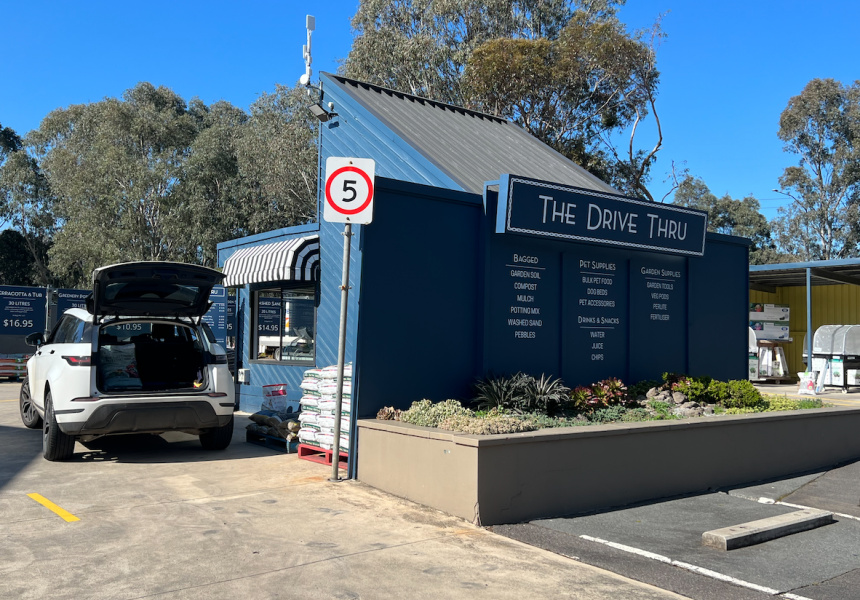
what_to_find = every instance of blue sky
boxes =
[3,1,858,219]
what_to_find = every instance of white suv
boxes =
[18,262,235,461]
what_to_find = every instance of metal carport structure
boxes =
[750,258,860,374]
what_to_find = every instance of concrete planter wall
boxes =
[357,407,860,526]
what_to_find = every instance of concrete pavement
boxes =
[0,382,684,600]
[755,380,860,408]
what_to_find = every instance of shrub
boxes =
[628,379,661,398]
[706,380,732,404]
[524,413,589,428]
[720,380,763,409]
[647,400,676,420]
[620,407,651,422]
[438,412,538,435]
[672,375,715,404]
[474,372,569,415]
[523,373,571,414]
[588,405,628,423]
[474,372,530,411]
[762,396,825,411]
[400,399,473,427]
[567,378,633,413]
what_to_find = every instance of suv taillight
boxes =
[62,356,91,366]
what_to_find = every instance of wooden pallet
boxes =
[297,443,348,469]
[246,431,298,453]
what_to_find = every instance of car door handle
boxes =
[49,350,55,354]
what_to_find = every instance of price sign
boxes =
[0,285,46,334]
[323,157,375,224]
[57,288,90,315]
[3,318,34,329]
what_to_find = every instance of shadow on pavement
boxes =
[0,423,42,492]
[67,425,285,464]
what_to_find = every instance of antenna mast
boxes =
[300,15,315,87]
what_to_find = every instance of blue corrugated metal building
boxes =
[217,73,751,471]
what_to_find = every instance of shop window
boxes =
[252,284,316,365]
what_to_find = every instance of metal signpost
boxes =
[323,157,375,482]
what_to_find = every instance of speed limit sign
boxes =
[323,157,375,224]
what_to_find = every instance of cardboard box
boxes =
[749,303,790,322]
[748,354,760,380]
[750,321,791,340]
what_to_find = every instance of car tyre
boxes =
[199,415,234,450]
[43,391,76,461]
[19,379,42,429]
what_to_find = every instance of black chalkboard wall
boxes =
[353,178,750,417]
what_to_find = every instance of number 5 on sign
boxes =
[323,157,375,224]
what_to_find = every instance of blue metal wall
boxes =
[318,75,462,191]
[688,234,750,381]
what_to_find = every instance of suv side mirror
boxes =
[25,331,45,347]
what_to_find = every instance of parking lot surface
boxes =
[0,382,683,600]
[495,464,860,600]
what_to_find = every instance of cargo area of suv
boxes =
[97,321,209,393]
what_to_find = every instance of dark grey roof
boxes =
[750,258,860,291]
[322,74,618,196]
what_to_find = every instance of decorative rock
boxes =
[672,391,687,404]
[646,387,659,398]
[674,406,705,418]
[703,406,715,415]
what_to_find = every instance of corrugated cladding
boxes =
[750,285,860,375]
[321,73,618,195]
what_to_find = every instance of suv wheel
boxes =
[43,391,76,461]
[19,380,42,429]
[199,415,234,450]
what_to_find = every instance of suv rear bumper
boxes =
[59,401,233,436]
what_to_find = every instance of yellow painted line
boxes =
[1,398,18,402]
[27,493,80,522]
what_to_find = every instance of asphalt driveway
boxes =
[495,463,860,600]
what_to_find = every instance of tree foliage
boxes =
[0,229,48,286]
[344,0,667,199]
[19,82,317,286]
[0,122,57,285]
[773,78,860,260]
[462,12,661,198]
[672,176,780,265]
[237,84,318,234]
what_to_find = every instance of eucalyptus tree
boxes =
[236,84,318,234]
[672,176,780,265]
[773,78,860,260]
[344,0,668,199]
[0,123,57,285]
[28,83,201,284]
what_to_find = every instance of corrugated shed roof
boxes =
[322,73,618,196]
[750,258,860,290]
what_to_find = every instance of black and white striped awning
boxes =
[223,235,320,286]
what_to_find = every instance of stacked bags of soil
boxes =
[298,364,352,453]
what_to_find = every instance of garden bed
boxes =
[356,406,860,526]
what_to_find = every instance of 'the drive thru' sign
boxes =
[495,174,708,257]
